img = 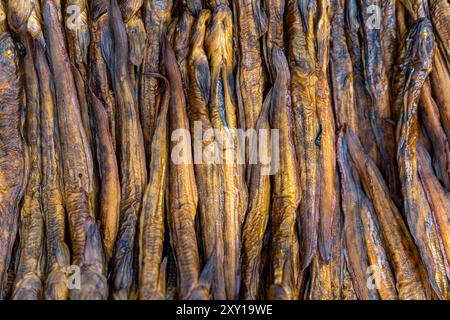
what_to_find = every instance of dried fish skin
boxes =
[90,89,120,264]
[108,0,147,300]
[138,74,169,300]
[241,91,271,300]
[417,145,450,281]
[11,34,45,301]
[0,14,27,299]
[330,0,358,132]
[206,4,245,300]
[263,0,285,80]
[188,9,226,300]
[397,18,449,300]
[316,0,336,263]
[164,38,205,300]
[420,80,450,189]
[429,0,450,69]
[43,0,107,300]
[286,0,319,270]
[267,46,301,300]
[119,0,146,66]
[345,130,428,300]
[140,0,173,164]
[360,194,398,300]
[337,132,378,300]
[89,2,116,150]
[359,0,399,198]
[173,9,195,93]
[34,42,70,300]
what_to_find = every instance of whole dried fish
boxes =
[267,46,301,300]
[206,4,246,300]
[286,0,319,270]
[43,0,107,300]
[0,2,27,299]
[34,42,70,300]
[397,18,449,299]
[140,0,173,164]
[188,9,226,300]
[164,38,207,300]
[108,0,147,300]
[316,0,336,262]
[346,129,428,300]
[138,74,169,300]
[417,145,450,281]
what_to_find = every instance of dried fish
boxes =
[43,0,107,300]
[108,0,147,300]
[138,74,169,300]
[267,47,301,300]
[0,2,27,299]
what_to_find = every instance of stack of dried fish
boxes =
[0,0,449,300]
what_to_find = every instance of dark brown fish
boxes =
[34,42,70,300]
[108,0,147,300]
[0,2,27,299]
[397,18,449,300]
[138,74,169,300]
[43,0,107,300]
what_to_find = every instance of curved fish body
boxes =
[420,80,450,189]
[397,18,449,300]
[90,89,120,264]
[286,0,319,270]
[235,0,267,139]
[418,146,450,281]
[90,0,116,150]
[429,0,450,69]
[330,0,357,131]
[206,5,246,300]
[138,74,169,300]
[173,8,195,93]
[43,0,107,300]
[34,42,70,300]
[140,0,173,163]
[316,0,336,263]
[241,91,271,300]
[264,0,285,80]
[11,33,44,301]
[164,39,208,300]
[344,0,379,162]
[119,0,146,67]
[188,10,226,300]
[346,130,428,300]
[359,0,399,199]
[0,4,27,299]
[337,132,378,300]
[108,0,147,300]
[267,47,301,300]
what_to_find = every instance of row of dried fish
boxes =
[0,0,449,300]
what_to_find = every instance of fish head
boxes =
[406,18,435,72]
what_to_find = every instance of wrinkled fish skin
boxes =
[346,129,428,300]
[0,6,27,298]
[34,42,70,300]
[397,18,449,300]
[417,145,450,282]
[108,0,147,300]
[11,33,45,301]
[140,0,173,164]
[138,74,169,300]
[286,0,319,270]
[43,0,108,300]
[188,9,226,300]
[316,0,336,263]
[267,46,301,300]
